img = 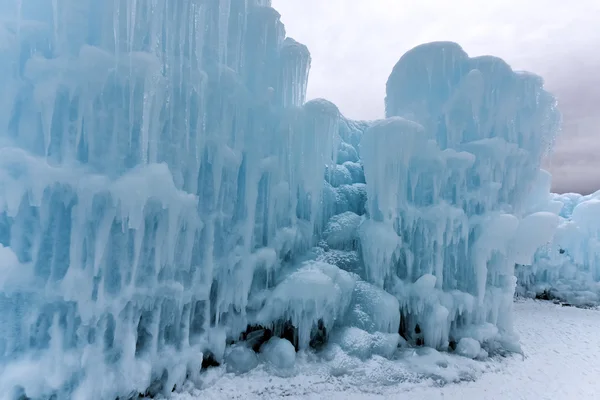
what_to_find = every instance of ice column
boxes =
[360,42,560,349]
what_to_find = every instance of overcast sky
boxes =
[272,0,600,194]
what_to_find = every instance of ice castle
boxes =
[0,0,583,399]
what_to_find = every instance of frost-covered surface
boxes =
[171,299,600,400]
[0,0,565,399]
[517,186,600,306]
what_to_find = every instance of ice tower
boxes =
[0,1,561,399]
[359,42,560,349]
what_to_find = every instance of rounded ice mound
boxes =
[572,199,600,232]
[343,161,365,183]
[455,322,499,344]
[345,280,400,334]
[326,164,353,187]
[323,211,362,250]
[334,183,367,215]
[225,345,259,374]
[455,337,481,359]
[316,250,364,278]
[386,42,470,122]
[332,327,401,360]
[303,98,340,119]
[256,261,356,349]
[260,337,296,370]
[337,142,359,164]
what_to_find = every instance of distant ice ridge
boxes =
[0,1,562,399]
[516,182,600,307]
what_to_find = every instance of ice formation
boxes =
[0,0,565,399]
[360,42,560,351]
[517,183,600,306]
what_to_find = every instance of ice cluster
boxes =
[516,182,600,307]
[0,0,565,399]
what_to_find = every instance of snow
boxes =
[172,300,600,400]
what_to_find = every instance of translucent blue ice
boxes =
[0,1,565,398]
[517,186,600,306]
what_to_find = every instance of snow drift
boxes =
[0,0,564,399]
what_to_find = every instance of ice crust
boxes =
[0,1,564,399]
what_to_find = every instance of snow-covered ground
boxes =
[173,299,600,400]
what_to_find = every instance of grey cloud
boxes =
[542,57,600,194]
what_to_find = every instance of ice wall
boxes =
[358,42,560,349]
[0,2,563,399]
[517,186,600,307]
[0,1,343,398]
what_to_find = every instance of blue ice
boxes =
[0,1,575,399]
